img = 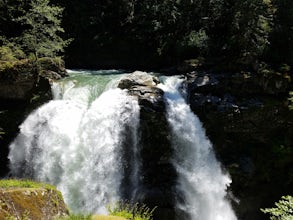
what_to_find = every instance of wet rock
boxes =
[186,72,265,114]
[118,71,159,88]
[117,71,178,220]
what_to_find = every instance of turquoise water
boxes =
[53,69,127,105]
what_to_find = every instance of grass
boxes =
[91,215,126,220]
[0,179,57,190]
[0,179,63,200]
[57,201,156,220]
[0,180,152,220]
[107,202,156,220]
[57,214,126,220]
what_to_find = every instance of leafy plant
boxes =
[261,195,293,219]
[107,201,156,220]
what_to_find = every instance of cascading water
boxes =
[8,70,140,214]
[159,76,237,220]
[8,70,237,219]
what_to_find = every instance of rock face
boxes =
[118,71,178,220]
[0,60,37,101]
[0,58,67,101]
[0,187,68,219]
[185,71,293,220]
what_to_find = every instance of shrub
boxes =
[0,43,26,62]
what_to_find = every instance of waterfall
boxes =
[159,76,237,220]
[8,70,140,214]
[8,70,238,219]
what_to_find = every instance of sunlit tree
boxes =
[18,0,70,60]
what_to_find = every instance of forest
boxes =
[1,0,293,72]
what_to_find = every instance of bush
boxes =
[0,44,25,62]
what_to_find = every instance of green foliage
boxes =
[1,0,292,69]
[0,0,69,64]
[219,0,275,65]
[0,41,26,62]
[0,179,57,191]
[18,0,71,59]
[107,201,156,220]
[261,195,293,219]
[0,46,18,62]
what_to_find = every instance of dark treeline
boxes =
[54,0,293,71]
[1,0,293,71]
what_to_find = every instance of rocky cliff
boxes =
[185,71,293,220]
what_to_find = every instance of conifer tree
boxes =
[18,0,70,60]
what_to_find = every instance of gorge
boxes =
[8,70,237,220]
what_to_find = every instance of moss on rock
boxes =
[0,179,69,220]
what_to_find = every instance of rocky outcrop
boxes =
[0,60,37,101]
[118,71,178,220]
[0,187,68,219]
[39,57,68,80]
[0,58,67,101]
[185,71,293,220]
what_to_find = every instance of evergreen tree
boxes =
[18,0,70,59]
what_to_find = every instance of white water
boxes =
[8,70,237,219]
[9,70,140,214]
[159,76,237,220]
